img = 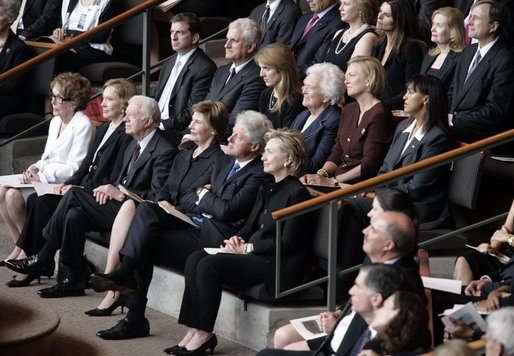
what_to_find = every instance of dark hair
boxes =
[472,0,509,37]
[361,264,405,300]
[401,74,450,136]
[376,291,432,354]
[380,0,427,56]
[171,12,201,36]
[190,100,229,141]
[375,188,419,231]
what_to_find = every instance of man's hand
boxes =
[464,279,490,296]
[443,316,474,341]
[93,184,123,205]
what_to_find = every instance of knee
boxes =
[65,207,85,226]
[5,188,23,207]
[273,324,296,349]
[0,186,8,201]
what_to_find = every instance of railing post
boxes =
[327,200,338,312]
[141,8,152,95]
[275,218,282,299]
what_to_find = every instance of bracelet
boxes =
[333,177,339,187]
[508,235,514,247]
[243,243,251,254]
[317,168,329,177]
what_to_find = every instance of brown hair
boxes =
[171,12,201,36]
[347,56,387,98]
[355,0,379,24]
[190,100,229,141]
[50,72,91,112]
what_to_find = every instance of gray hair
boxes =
[229,18,262,52]
[361,264,405,300]
[235,110,272,154]
[487,307,514,355]
[305,63,346,105]
[129,95,161,124]
[0,0,20,20]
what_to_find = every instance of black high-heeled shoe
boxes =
[84,299,124,316]
[163,345,187,354]
[173,334,217,355]
[6,274,40,287]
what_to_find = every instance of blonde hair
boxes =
[264,129,308,177]
[429,7,466,56]
[190,100,228,140]
[50,72,91,111]
[254,43,302,113]
[347,56,387,98]
[103,78,138,113]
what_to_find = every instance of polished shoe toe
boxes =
[38,282,85,298]
[163,345,187,354]
[89,270,137,295]
[6,274,40,287]
[84,300,123,316]
[5,255,54,277]
[96,317,150,340]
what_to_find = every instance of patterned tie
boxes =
[122,143,140,184]
[465,50,481,83]
[226,162,240,180]
[260,5,271,32]
[301,13,319,40]
[349,328,372,356]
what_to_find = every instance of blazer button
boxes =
[92,165,97,170]
[344,154,349,158]
[260,224,265,229]
[263,209,268,214]
[347,138,351,142]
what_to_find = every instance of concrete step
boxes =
[0,136,47,175]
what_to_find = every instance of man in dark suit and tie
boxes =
[154,13,217,145]
[7,96,177,298]
[89,111,273,340]
[287,0,345,79]
[204,18,266,135]
[14,0,61,40]
[249,0,302,46]
[448,0,514,143]
[257,263,406,356]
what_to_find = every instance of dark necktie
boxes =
[260,5,270,32]
[226,162,240,180]
[465,50,481,83]
[301,13,319,40]
[123,143,140,184]
[350,328,372,356]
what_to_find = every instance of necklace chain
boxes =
[334,23,369,55]
[269,88,278,110]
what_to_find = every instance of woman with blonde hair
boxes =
[255,42,304,128]
[420,7,466,93]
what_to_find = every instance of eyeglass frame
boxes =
[49,93,72,104]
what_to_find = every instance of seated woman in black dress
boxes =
[170,129,312,355]
[371,0,427,110]
[420,7,465,94]
[255,42,304,129]
[322,0,379,72]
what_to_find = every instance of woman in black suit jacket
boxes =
[169,129,312,355]
[290,62,344,173]
[420,7,465,94]
[371,0,427,110]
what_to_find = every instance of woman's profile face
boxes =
[188,111,213,145]
[262,138,289,176]
[302,73,326,110]
[259,64,281,88]
[376,2,395,33]
[371,294,399,329]
[402,83,428,116]
[339,0,360,23]
[431,14,452,46]
[101,85,123,121]
[367,197,384,222]
[344,63,369,99]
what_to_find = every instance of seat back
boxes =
[448,153,486,209]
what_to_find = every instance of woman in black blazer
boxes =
[169,129,312,355]
[420,7,465,95]
[371,0,427,110]
[85,100,227,315]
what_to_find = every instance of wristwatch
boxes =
[508,235,514,247]
[196,187,204,196]
[333,177,339,187]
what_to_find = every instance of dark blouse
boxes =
[154,142,223,206]
[420,50,461,94]
[257,87,304,128]
[323,27,376,72]
[326,102,395,182]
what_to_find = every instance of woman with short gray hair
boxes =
[290,62,345,173]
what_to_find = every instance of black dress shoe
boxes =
[96,317,150,340]
[5,255,54,277]
[163,345,187,354]
[6,274,40,287]
[84,299,124,316]
[172,334,217,355]
[89,269,137,295]
[38,282,85,298]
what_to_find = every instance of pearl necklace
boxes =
[334,23,369,55]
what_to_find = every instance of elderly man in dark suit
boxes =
[7,96,177,298]
[448,0,514,143]
[154,12,216,145]
[204,18,266,134]
[287,0,345,79]
[89,111,272,340]
[14,0,61,40]
[249,0,302,46]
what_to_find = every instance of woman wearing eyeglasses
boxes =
[0,72,92,266]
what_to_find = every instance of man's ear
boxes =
[370,292,384,310]
[192,33,200,46]
[249,142,260,154]
[384,239,395,252]
[247,42,257,55]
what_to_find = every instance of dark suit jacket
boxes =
[154,48,216,132]
[18,0,61,40]
[249,0,302,46]
[371,40,425,110]
[238,175,312,295]
[116,130,177,201]
[179,154,270,247]
[448,41,514,142]
[290,105,341,173]
[287,5,345,79]
[420,50,461,94]
[205,61,266,129]
[65,122,131,190]
[378,124,452,230]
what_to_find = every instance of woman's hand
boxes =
[52,28,67,41]
[477,243,494,254]
[300,174,335,187]
[221,236,245,253]
[391,110,409,118]
[158,200,174,209]
[491,226,511,244]
[485,285,510,311]
[443,316,474,341]
[20,168,40,184]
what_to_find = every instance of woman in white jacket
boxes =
[0,72,92,263]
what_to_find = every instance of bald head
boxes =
[381,211,416,256]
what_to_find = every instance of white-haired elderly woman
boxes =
[290,62,345,173]
[0,0,30,116]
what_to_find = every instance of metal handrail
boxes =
[272,129,514,311]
